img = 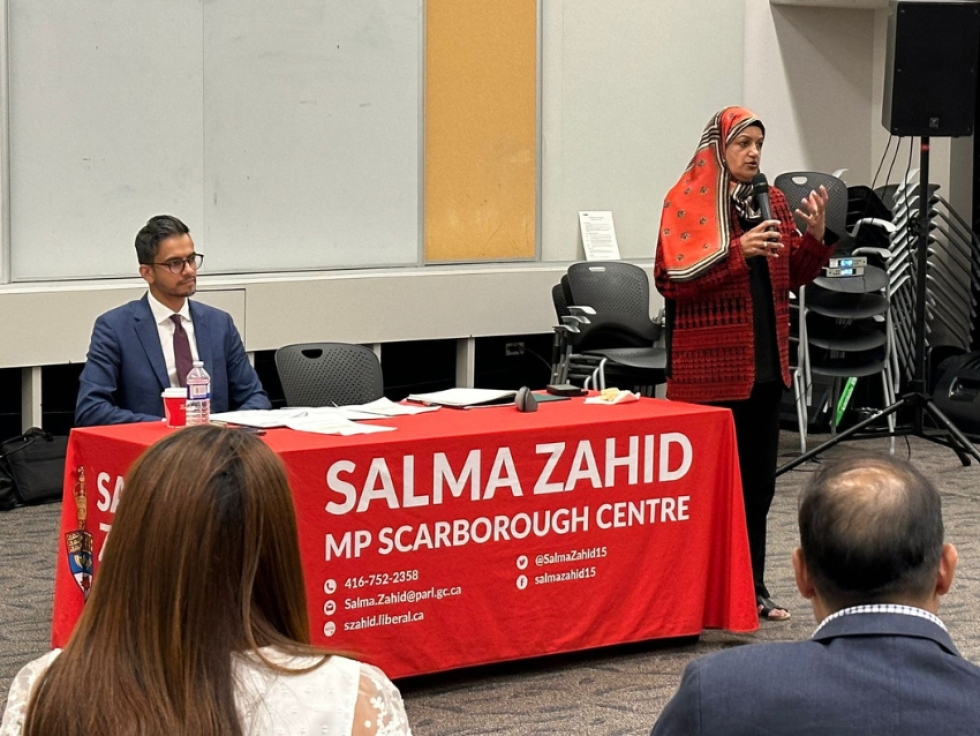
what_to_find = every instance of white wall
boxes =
[2,0,952,373]
[540,1,745,263]
[744,0,876,183]
[744,1,960,213]
[0,265,571,369]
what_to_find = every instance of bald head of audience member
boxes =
[793,455,958,622]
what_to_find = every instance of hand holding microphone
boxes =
[742,220,784,259]
[742,173,782,259]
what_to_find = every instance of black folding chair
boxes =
[275,342,383,407]
[551,262,666,393]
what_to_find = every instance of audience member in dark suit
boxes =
[75,215,271,426]
[651,454,980,736]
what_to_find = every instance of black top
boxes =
[742,216,780,384]
[745,221,839,385]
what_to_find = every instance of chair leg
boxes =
[550,345,563,384]
[829,377,841,437]
[793,369,808,453]
[549,338,561,384]
[597,359,608,391]
[882,367,896,455]
[556,345,573,384]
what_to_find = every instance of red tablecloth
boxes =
[53,397,757,677]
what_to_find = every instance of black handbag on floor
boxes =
[0,466,18,511]
[0,428,67,509]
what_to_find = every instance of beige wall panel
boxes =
[424,0,537,262]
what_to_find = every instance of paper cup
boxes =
[162,388,187,428]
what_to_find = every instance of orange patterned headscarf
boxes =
[659,106,765,281]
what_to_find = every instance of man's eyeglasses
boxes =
[151,254,204,274]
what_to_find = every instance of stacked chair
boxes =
[876,174,980,389]
[777,172,897,452]
[793,259,897,452]
[550,261,666,394]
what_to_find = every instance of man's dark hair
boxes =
[135,215,190,265]
[798,454,943,609]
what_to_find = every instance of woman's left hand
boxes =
[796,185,829,242]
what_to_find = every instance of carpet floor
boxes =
[3,430,979,735]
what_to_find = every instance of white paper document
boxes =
[285,413,396,436]
[210,408,311,428]
[306,406,392,421]
[212,399,436,431]
[353,397,441,417]
[579,211,621,261]
[405,388,517,408]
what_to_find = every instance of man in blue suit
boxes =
[75,215,271,426]
[651,454,980,736]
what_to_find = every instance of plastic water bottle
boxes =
[185,360,211,426]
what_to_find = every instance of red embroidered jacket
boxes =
[654,186,834,403]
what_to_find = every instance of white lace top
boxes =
[0,648,412,736]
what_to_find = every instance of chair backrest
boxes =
[275,343,383,407]
[552,282,570,320]
[565,261,649,313]
[774,171,848,240]
[846,185,892,224]
[563,262,659,349]
[875,182,940,213]
[846,185,893,249]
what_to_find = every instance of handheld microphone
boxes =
[750,173,773,222]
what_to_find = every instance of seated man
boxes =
[651,454,980,735]
[75,215,271,426]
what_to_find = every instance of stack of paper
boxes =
[353,397,441,417]
[212,397,440,433]
[210,408,310,428]
[405,388,517,408]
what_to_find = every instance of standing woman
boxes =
[654,106,835,620]
[1,426,412,736]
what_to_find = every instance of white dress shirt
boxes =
[146,292,200,387]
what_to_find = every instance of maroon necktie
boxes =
[170,314,193,388]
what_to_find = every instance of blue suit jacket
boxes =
[75,295,271,426]
[652,611,980,735]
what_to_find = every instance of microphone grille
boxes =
[751,173,769,194]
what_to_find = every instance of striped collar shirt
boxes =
[813,603,947,637]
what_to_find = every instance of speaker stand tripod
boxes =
[777,137,980,476]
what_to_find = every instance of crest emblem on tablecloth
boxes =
[66,466,93,598]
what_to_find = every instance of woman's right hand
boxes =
[740,220,783,259]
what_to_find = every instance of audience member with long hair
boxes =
[0,426,412,736]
